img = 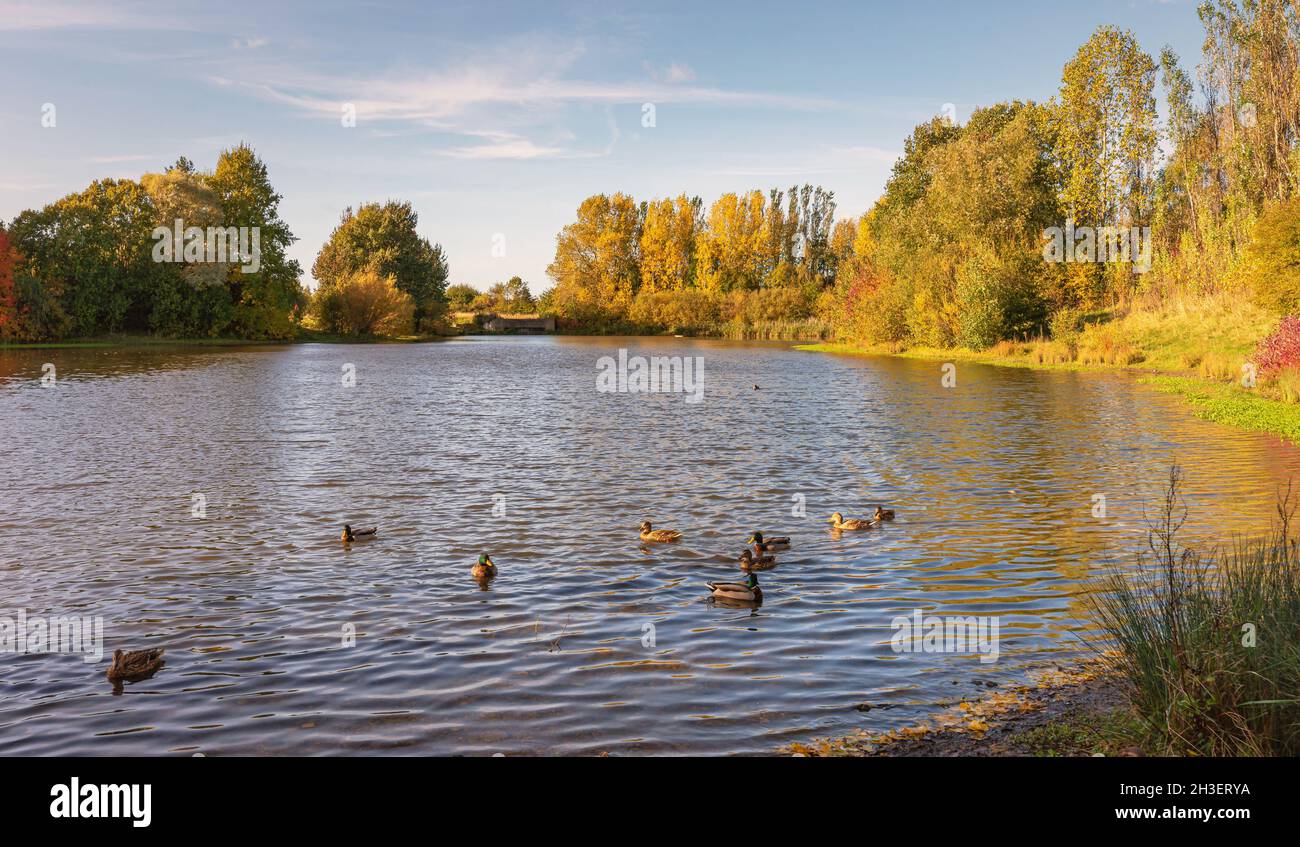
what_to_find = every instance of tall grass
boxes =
[718,318,830,341]
[1090,467,1300,755]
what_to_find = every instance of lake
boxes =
[1,336,1297,755]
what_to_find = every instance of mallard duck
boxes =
[106,648,165,684]
[707,572,762,602]
[873,505,896,521]
[739,548,776,570]
[341,524,377,542]
[471,553,496,580]
[639,521,682,543]
[747,531,790,551]
[827,512,876,530]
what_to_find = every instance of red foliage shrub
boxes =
[1253,315,1300,375]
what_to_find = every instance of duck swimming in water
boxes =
[739,548,776,570]
[827,512,876,530]
[873,505,896,521]
[341,524,377,542]
[639,521,682,543]
[707,572,762,603]
[747,531,790,551]
[106,648,165,686]
[472,553,496,580]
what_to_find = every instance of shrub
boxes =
[1253,315,1300,376]
[310,269,414,337]
[627,288,721,333]
[1049,306,1084,344]
[955,274,1006,350]
[722,287,814,324]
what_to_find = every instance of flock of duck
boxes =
[338,510,897,605]
[104,506,896,690]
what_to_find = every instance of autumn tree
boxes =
[546,193,641,327]
[1054,26,1158,303]
[639,195,702,293]
[695,191,767,292]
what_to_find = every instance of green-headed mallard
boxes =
[639,521,681,543]
[827,512,876,530]
[873,505,896,521]
[106,648,165,684]
[472,553,496,580]
[342,524,377,542]
[747,531,790,551]
[707,572,762,602]
[739,548,776,571]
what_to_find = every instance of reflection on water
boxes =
[1,337,1297,755]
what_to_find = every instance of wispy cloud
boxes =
[204,38,841,160]
[439,137,565,160]
[0,2,190,31]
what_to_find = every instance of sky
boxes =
[0,0,1208,293]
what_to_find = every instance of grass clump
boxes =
[1090,467,1300,756]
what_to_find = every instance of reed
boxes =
[1089,467,1300,755]
[718,319,831,341]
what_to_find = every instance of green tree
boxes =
[6,179,157,336]
[208,144,304,338]
[313,200,448,331]
[446,283,478,311]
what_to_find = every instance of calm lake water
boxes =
[1,336,1297,755]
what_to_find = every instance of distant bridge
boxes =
[454,312,555,333]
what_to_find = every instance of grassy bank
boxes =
[799,294,1300,443]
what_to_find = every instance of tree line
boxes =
[0,151,454,342]
[4,2,1297,345]
[544,2,1300,344]
[828,5,1299,351]
[0,147,304,341]
[545,186,845,336]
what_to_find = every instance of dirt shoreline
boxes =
[785,657,1145,757]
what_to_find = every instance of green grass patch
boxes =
[1143,375,1300,442]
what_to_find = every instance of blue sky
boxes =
[0,0,1206,293]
